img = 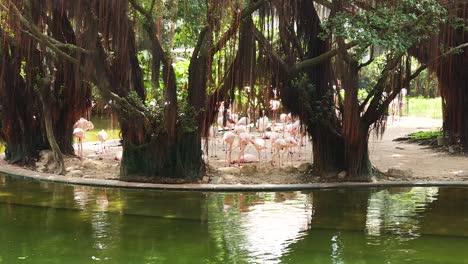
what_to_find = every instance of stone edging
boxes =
[1,161,468,192]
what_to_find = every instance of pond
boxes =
[0,173,467,263]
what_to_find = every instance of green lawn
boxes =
[83,115,121,143]
[409,130,442,140]
[406,97,442,119]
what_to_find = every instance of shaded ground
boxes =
[2,117,468,184]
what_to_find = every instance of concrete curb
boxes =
[1,162,468,192]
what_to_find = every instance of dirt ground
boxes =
[27,117,468,184]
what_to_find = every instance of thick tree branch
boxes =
[433,42,468,62]
[294,41,358,72]
[363,41,467,123]
[254,24,358,75]
[361,52,405,123]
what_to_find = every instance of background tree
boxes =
[0,0,92,168]
[252,0,453,180]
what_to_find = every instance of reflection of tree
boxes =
[284,189,377,263]
[3,175,468,263]
[420,187,468,237]
[206,193,251,263]
[366,187,439,238]
[207,192,312,264]
[0,176,216,263]
[311,189,371,231]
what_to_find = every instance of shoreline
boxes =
[2,117,468,189]
[1,160,468,192]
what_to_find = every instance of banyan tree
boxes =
[0,0,465,182]
[1,0,91,173]
[1,0,266,182]
[412,1,468,150]
[244,0,457,180]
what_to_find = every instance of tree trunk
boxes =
[120,132,204,182]
[339,47,374,181]
[310,127,345,176]
[345,127,373,181]
[47,7,91,156]
[78,2,206,182]
[0,34,46,164]
[38,79,65,175]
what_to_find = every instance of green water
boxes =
[0,174,467,263]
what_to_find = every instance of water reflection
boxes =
[208,192,312,264]
[366,187,439,239]
[0,173,467,263]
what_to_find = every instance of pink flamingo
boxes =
[73,118,94,157]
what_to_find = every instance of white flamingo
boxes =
[236,132,251,166]
[96,129,108,153]
[269,99,280,124]
[250,136,267,162]
[236,116,250,126]
[223,131,237,166]
[271,137,299,167]
[256,116,269,137]
[73,128,85,157]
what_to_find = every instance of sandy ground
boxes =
[369,117,468,181]
[26,116,468,184]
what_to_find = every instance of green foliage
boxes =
[290,73,334,125]
[144,97,167,137]
[142,97,197,137]
[137,50,160,99]
[173,0,207,48]
[408,68,438,98]
[408,130,442,140]
[136,51,190,102]
[359,55,386,92]
[447,10,468,32]
[177,101,197,134]
[173,59,190,101]
[118,90,197,140]
[320,0,448,56]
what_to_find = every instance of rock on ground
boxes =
[387,167,413,178]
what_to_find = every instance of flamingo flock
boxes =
[72,117,110,157]
[72,103,307,167]
[210,101,308,167]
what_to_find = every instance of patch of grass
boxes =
[408,130,442,140]
[82,115,121,143]
[406,97,442,119]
